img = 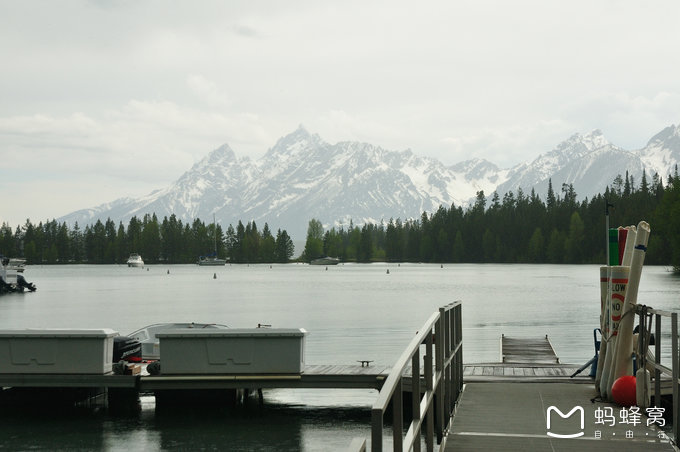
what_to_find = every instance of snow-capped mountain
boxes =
[61,126,499,238]
[59,123,680,239]
[496,130,641,200]
[495,126,680,200]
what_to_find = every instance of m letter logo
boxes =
[546,406,584,438]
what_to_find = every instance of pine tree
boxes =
[546,179,556,210]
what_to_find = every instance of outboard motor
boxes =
[16,274,36,292]
[113,336,142,363]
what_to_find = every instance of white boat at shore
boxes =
[126,253,144,267]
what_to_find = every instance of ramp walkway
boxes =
[444,382,674,451]
[445,336,674,451]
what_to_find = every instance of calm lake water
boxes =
[1,263,679,451]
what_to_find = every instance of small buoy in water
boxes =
[270,265,272,269]
[147,268,149,271]
[213,273,217,279]
[325,266,328,271]
[441,264,443,269]
[167,269,170,274]
[386,269,390,274]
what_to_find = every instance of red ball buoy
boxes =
[611,375,637,407]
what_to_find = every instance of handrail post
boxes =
[435,308,445,443]
[455,303,463,397]
[371,408,383,452]
[673,312,678,443]
[445,306,452,418]
[412,348,421,452]
[393,378,403,451]
[425,330,434,452]
[655,313,661,407]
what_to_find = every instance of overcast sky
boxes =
[2,0,679,228]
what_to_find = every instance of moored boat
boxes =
[126,253,144,267]
[197,254,227,266]
[128,322,229,360]
[0,256,36,294]
[310,256,340,265]
[7,258,26,272]
[197,214,227,266]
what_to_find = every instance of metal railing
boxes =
[351,302,463,452]
[635,304,679,442]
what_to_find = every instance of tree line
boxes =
[3,168,680,268]
[0,214,295,265]
[303,168,680,268]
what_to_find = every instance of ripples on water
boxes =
[0,263,678,450]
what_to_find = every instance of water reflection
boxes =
[0,394,379,451]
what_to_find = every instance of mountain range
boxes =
[59,123,680,239]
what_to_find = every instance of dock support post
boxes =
[107,387,140,414]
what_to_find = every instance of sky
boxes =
[2,0,680,228]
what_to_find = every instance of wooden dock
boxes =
[0,364,392,392]
[501,334,560,364]
[463,363,588,382]
[444,337,675,451]
[138,364,391,391]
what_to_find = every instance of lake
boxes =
[0,263,678,450]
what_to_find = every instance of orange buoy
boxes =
[611,375,636,407]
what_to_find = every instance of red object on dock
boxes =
[618,228,628,265]
[611,375,636,407]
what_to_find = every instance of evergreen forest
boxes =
[0,214,295,265]
[2,170,680,269]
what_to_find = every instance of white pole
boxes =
[611,221,650,384]
[621,225,637,266]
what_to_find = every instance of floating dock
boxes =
[501,334,560,364]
